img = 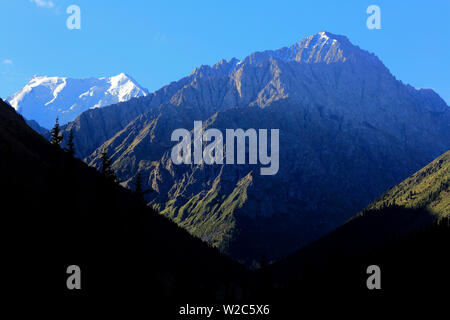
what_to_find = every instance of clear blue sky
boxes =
[1,0,449,104]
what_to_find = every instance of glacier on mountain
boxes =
[7,73,148,129]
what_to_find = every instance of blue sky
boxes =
[1,0,449,104]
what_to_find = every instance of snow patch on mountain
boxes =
[7,73,148,129]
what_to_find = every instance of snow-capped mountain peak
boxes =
[237,31,362,66]
[7,73,148,129]
[189,31,381,81]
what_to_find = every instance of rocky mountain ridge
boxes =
[56,31,449,263]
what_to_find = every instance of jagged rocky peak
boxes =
[242,31,380,66]
[190,31,383,81]
[191,57,240,79]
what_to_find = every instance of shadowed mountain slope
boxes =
[269,150,449,290]
[2,96,448,312]
[0,98,248,303]
[59,32,450,264]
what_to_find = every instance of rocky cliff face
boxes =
[61,31,449,263]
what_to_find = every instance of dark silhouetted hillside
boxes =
[0,98,249,308]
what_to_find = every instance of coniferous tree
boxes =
[133,172,152,205]
[101,150,117,183]
[50,117,63,147]
[66,129,75,157]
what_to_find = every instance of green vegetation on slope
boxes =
[365,150,450,217]
[159,172,254,252]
